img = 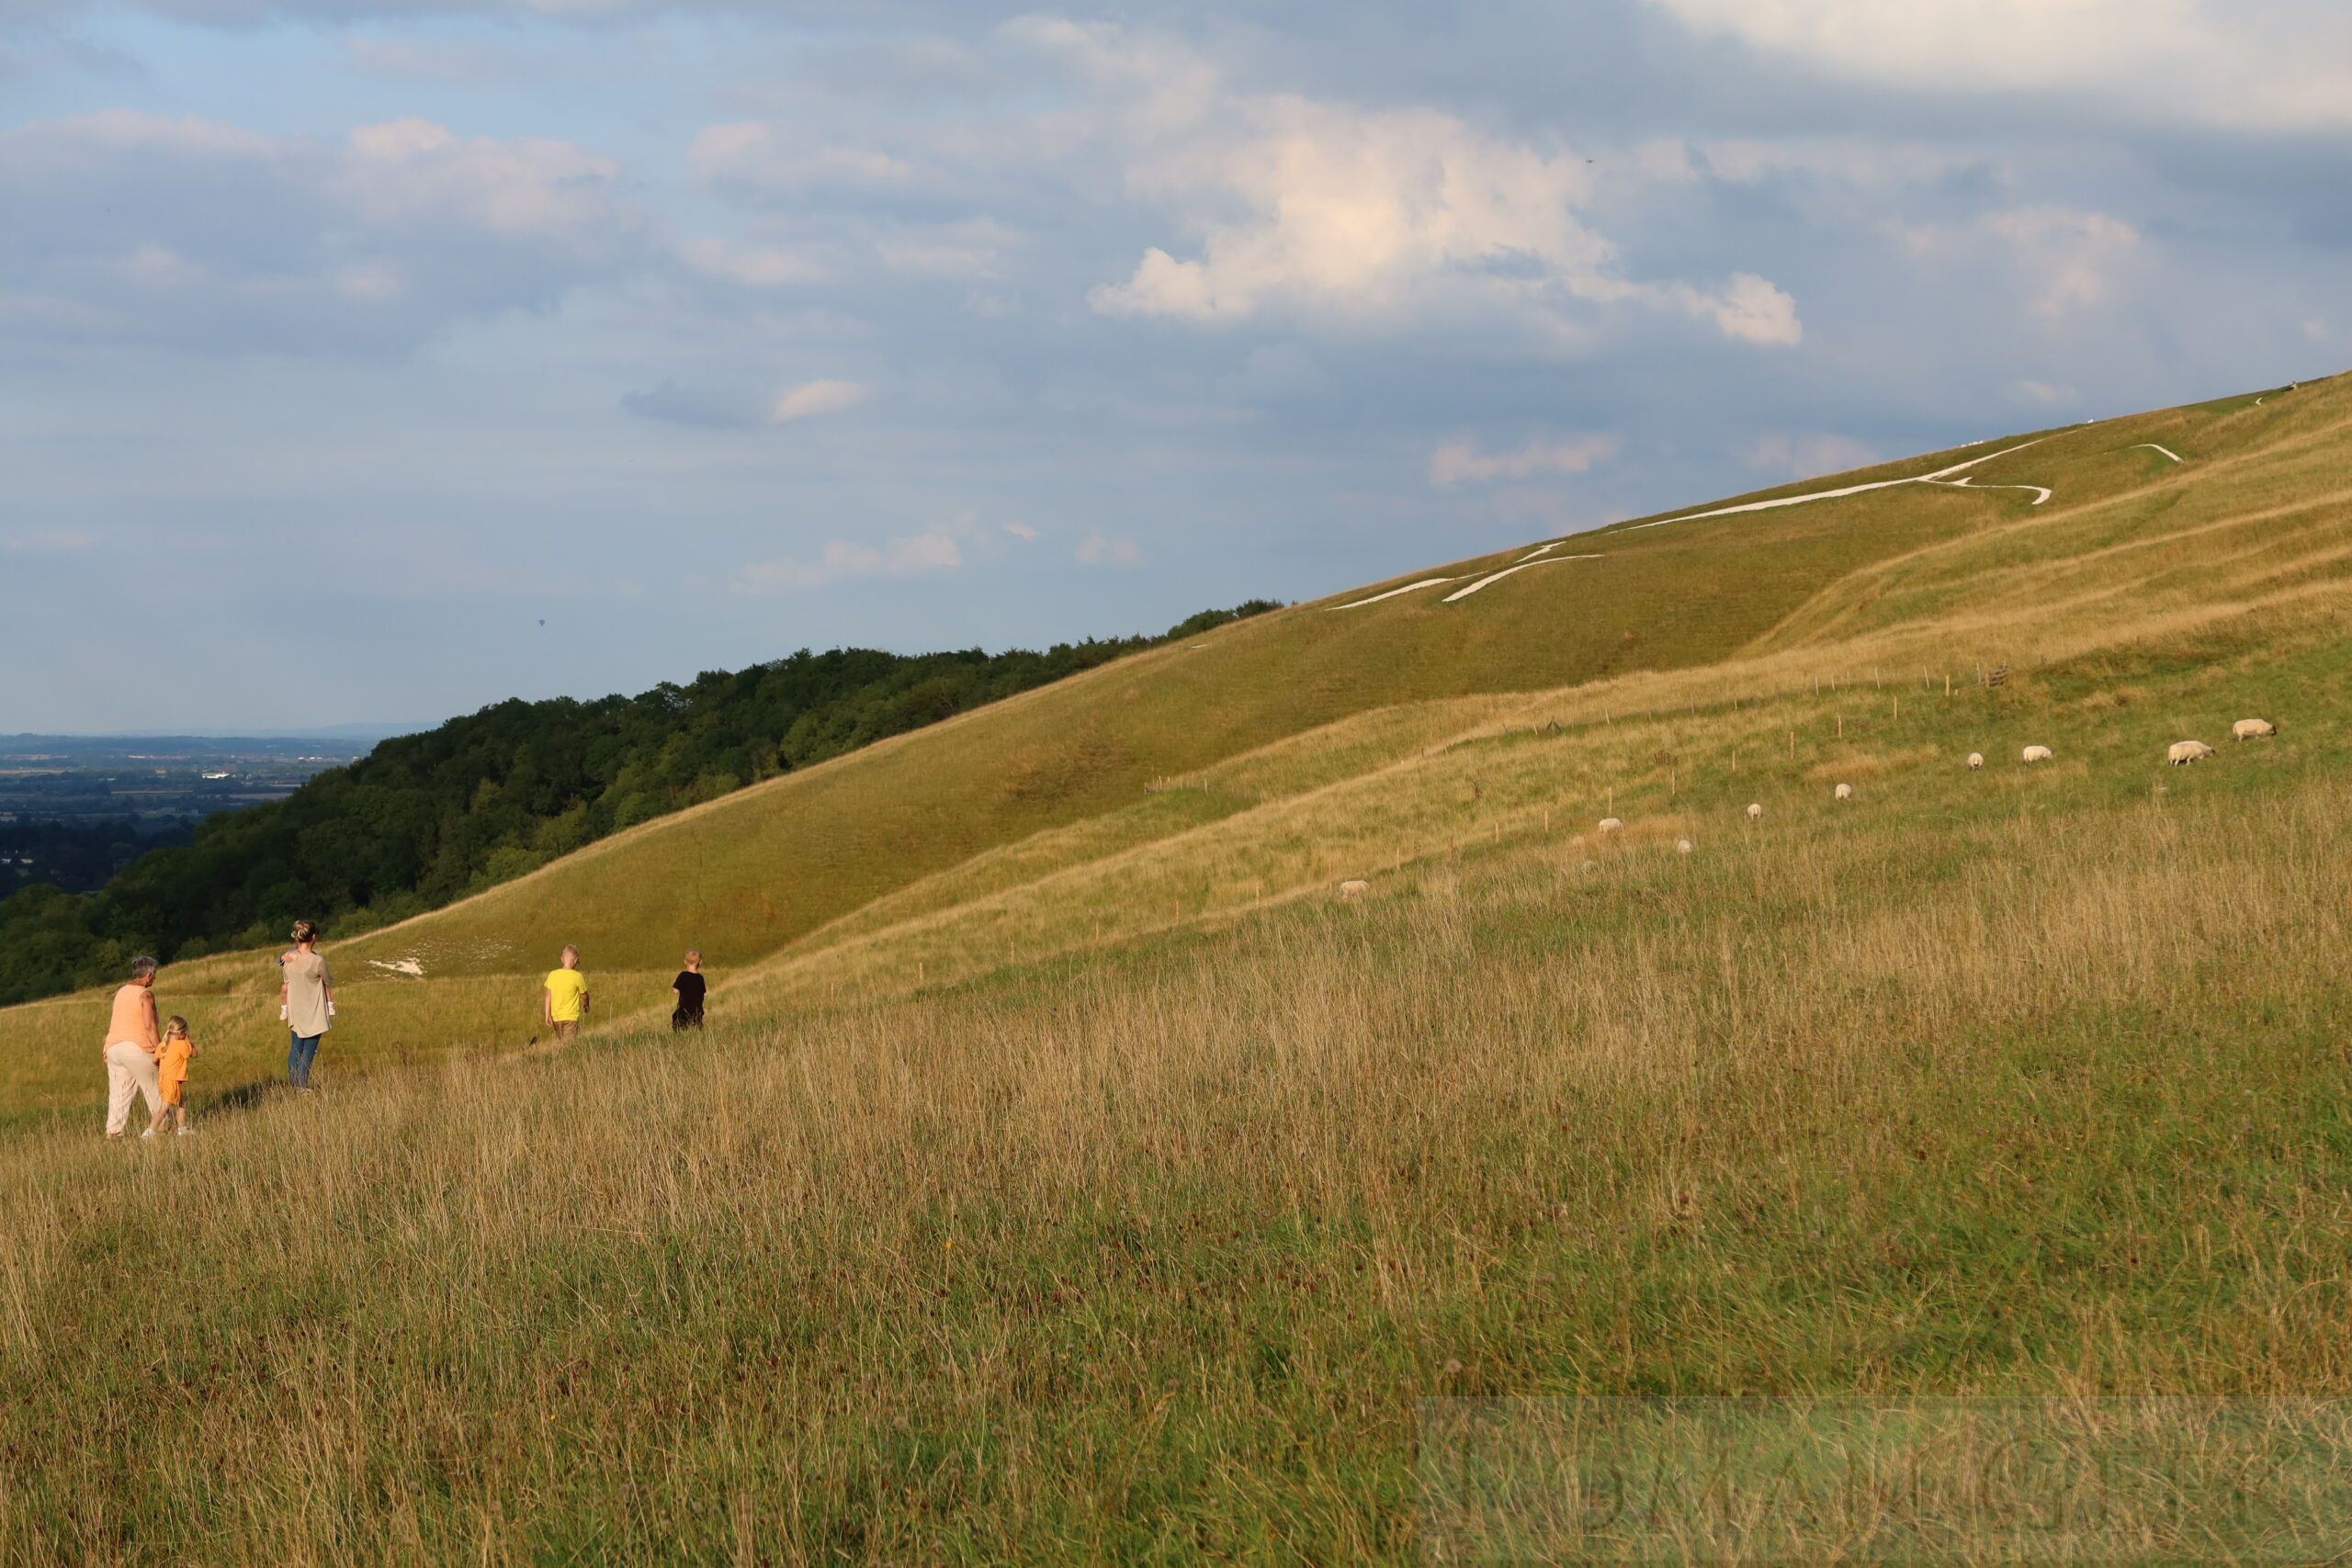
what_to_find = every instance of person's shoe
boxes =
[175,1125,195,1135]
[140,1128,156,1139]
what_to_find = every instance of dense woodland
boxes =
[0,820,191,898]
[0,601,1279,1006]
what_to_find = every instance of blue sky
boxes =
[3,0,2346,731]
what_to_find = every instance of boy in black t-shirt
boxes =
[671,951,707,1032]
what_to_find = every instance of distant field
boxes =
[3,373,2348,1559]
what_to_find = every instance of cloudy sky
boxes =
[3,0,2346,731]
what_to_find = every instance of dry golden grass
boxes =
[5,757,2349,1559]
[5,370,2351,1557]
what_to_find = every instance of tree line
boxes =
[0,820,192,898]
[0,601,1281,1006]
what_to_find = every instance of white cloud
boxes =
[1001,521,1040,540]
[338,118,628,250]
[1050,25,1798,348]
[2306,319,2331,342]
[1084,97,1614,325]
[769,378,870,423]
[1893,205,2141,321]
[1983,207,2138,317]
[1667,273,1803,345]
[1647,0,2352,130]
[1075,531,1140,566]
[1429,434,1619,487]
[1744,434,1880,479]
[737,526,960,592]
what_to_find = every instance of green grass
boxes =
[4,369,2352,1559]
[6,760,2352,1560]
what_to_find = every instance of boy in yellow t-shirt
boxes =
[148,1015,198,1136]
[543,946,590,1041]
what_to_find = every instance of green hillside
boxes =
[6,371,2352,1558]
[5,374,2342,1111]
[0,608,1290,1009]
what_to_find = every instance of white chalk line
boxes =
[1923,476,2053,505]
[2130,443,2183,463]
[1330,431,2064,614]
[1442,556,1600,602]
[1621,437,2052,533]
[1329,577,1456,610]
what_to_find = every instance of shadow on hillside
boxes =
[201,1080,279,1117]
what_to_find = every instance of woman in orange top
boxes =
[101,954,164,1139]
[148,1016,197,1137]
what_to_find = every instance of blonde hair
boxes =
[164,1015,189,1039]
[290,919,319,946]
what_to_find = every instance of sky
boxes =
[3,0,2346,731]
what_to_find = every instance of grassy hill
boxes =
[7,373,2334,1101]
[5,371,2350,1559]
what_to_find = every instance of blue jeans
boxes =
[288,1032,322,1088]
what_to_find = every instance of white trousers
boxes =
[104,1041,162,1136]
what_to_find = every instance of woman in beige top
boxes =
[279,919,334,1091]
[102,955,164,1138]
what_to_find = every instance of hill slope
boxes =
[2,372,2343,1107]
[10,375,2352,1558]
[0,611,1297,1007]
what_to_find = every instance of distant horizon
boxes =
[0,725,431,746]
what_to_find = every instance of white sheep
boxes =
[2166,740,2214,765]
[1745,803,1763,821]
[1676,839,1694,854]
[1834,783,1853,801]
[1967,752,1984,771]
[1339,879,1371,898]
[2021,746,2053,764]
[2233,718,2278,740]
[1597,818,1624,835]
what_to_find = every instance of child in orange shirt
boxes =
[149,1016,197,1136]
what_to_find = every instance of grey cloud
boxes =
[1215,344,1330,402]
[5,0,2352,732]
[344,35,515,80]
[619,378,768,428]
[0,112,648,354]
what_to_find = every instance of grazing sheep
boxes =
[2233,718,2278,740]
[1676,839,1694,854]
[1745,803,1763,821]
[2166,740,2215,765]
[1834,783,1853,801]
[2021,745,2053,764]
[1597,818,1624,835]
[1339,879,1371,898]
[1967,752,1984,771]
